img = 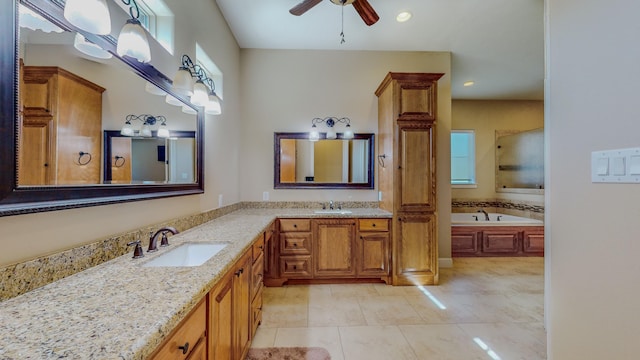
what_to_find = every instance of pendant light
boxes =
[172,55,223,115]
[191,80,209,106]
[64,0,111,35]
[117,18,151,63]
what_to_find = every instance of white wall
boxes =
[546,0,640,357]
[0,0,240,266]
[239,49,452,258]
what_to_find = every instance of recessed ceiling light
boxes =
[463,81,475,87]
[396,11,412,23]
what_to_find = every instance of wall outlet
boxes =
[378,191,382,201]
[218,194,223,207]
[263,191,269,201]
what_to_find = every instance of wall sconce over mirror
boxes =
[121,114,169,138]
[274,132,374,189]
[171,55,222,115]
[309,116,354,141]
[63,0,151,63]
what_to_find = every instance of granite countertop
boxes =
[0,207,391,359]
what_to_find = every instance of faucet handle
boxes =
[127,240,144,259]
[160,231,170,247]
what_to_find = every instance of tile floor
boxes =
[251,257,546,360]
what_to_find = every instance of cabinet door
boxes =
[394,214,438,285]
[313,219,356,278]
[357,232,389,277]
[398,124,436,212]
[234,251,252,360]
[151,299,206,360]
[209,273,233,360]
[451,227,481,256]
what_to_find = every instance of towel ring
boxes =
[114,155,126,168]
[77,151,92,165]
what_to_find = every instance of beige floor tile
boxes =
[250,327,277,348]
[260,303,308,328]
[458,322,547,360]
[274,327,345,360]
[358,295,424,326]
[339,325,418,360]
[330,283,379,298]
[399,324,488,360]
[308,295,366,327]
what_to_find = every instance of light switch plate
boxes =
[592,148,640,183]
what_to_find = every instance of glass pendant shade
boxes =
[165,94,182,106]
[309,128,320,142]
[74,33,112,60]
[64,0,111,35]
[326,129,337,140]
[145,81,166,96]
[117,19,151,63]
[191,81,209,106]
[182,105,197,115]
[120,122,134,136]
[343,126,354,140]
[157,125,170,138]
[205,93,222,115]
[172,68,194,96]
[140,124,152,137]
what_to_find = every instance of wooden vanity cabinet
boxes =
[250,233,265,338]
[20,65,105,185]
[376,72,444,286]
[266,217,391,286]
[357,219,391,279]
[149,298,207,360]
[209,248,252,360]
[313,219,357,278]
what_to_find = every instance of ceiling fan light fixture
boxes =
[396,11,412,23]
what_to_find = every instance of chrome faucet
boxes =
[477,208,490,221]
[329,200,334,210]
[147,226,179,252]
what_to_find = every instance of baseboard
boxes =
[439,258,453,268]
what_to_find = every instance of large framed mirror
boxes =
[0,0,204,217]
[274,132,375,189]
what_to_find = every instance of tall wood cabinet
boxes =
[19,64,105,185]
[375,72,444,286]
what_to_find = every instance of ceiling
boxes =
[215,0,544,100]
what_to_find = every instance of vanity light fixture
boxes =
[73,33,113,60]
[171,55,223,115]
[121,114,169,138]
[64,0,151,63]
[309,117,354,141]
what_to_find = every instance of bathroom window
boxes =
[451,130,476,185]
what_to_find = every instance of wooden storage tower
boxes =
[375,72,444,286]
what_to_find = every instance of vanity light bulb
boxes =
[120,123,134,136]
[157,126,170,138]
[309,130,320,142]
[326,130,337,140]
[117,19,151,63]
[191,81,209,106]
[172,68,194,97]
[343,129,354,140]
[140,124,152,137]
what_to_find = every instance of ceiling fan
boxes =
[289,0,380,26]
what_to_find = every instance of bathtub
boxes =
[451,212,544,257]
[451,212,543,226]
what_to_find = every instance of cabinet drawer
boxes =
[358,218,389,232]
[151,299,206,360]
[279,219,311,232]
[252,252,264,299]
[252,234,265,262]
[279,256,312,278]
[280,232,312,255]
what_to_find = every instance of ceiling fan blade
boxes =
[352,0,379,26]
[289,0,323,16]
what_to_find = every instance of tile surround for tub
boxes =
[0,201,380,301]
[452,199,545,221]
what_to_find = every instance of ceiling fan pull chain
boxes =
[340,1,346,44]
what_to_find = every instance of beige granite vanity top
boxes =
[0,207,390,359]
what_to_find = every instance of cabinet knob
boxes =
[372,223,376,227]
[293,224,297,228]
[293,265,297,270]
[178,342,189,355]
[293,243,298,247]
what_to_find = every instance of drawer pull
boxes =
[259,245,264,250]
[372,223,376,227]
[293,265,297,270]
[293,224,298,228]
[178,342,189,355]
[293,243,298,247]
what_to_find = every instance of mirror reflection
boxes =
[104,131,196,184]
[17,1,197,187]
[274,132,375,189]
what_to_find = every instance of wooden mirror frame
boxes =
[274,132,375,189]
[0,0,204,217]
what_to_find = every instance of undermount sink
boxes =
[313,210,353,215]
[142,242,228,267]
